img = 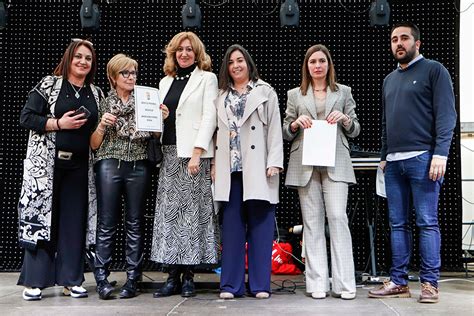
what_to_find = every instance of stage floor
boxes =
[1,272,472,315]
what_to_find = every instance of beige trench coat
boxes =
[213,79,284,203]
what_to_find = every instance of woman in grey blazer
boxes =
[283,44,360,300]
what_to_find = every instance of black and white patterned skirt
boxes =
[150,145,220,265]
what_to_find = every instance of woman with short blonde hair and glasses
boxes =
[91,53,169,300]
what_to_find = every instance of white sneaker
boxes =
[255,292,270,299]
[311,291,327,299]
[341,291,356,300]
[63,286,88,298]
[22,287,42,301]
[219,291,234,299]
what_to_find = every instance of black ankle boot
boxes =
[119,279,138,299]
[153,267,182,298]
[96,279,114,300]
[181,266,196,297]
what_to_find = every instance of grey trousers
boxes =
[298,167,356,294]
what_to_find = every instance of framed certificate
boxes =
[134,85,162,132]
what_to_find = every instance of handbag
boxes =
[147,137,163,164]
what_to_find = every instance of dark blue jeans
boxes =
[385,152,443,287]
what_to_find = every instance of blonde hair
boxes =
[106,53,138,89]
[163,32,212,76]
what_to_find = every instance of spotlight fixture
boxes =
[80,0,100,33]
[182,0,202,29]
[280,0,300,28]
[0,1,8,30]
[369,0,390,27]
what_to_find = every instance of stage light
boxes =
[80,0,100,33]
[369,0,390,27]
[182,0,202,29]
[0,1,8,30]
[280,0,299,28]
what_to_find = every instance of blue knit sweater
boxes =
[380,57,456,160]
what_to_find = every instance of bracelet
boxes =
[97,127,105,135]
[56,119,61,130]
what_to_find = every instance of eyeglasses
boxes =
[119,70,138,78]
[71,38,94,46]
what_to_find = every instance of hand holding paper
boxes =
[302,120,337,167]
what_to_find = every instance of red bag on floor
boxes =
[271,241,302,275]
[244,242,301,275]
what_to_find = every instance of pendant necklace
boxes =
[70,82,83,99]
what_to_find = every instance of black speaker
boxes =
[182,0,201,29]
[369,0,390,27]
[0,1,8,30]
[280,0,300,28]
[80,0,100,33]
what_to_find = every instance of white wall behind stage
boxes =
[460,0,474,250]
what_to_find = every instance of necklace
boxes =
[313,86,327,92]
[175,73,191,80]
[70,82,83,99]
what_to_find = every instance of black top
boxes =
[20,80,99,168]
[161,64,196,145]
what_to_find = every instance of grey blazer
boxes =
[283,83,360,187]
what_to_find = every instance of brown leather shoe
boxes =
[368,281,411,298]
[418,282,439,303]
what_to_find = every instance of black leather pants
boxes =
[94,159,150,281]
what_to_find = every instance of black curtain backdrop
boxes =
[0,0,462,273]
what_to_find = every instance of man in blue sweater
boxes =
[368,22,456,303]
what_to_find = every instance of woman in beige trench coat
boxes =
[213,44,283,299]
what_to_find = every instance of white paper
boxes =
[134,85,162,132]
[376,167,387,198]
[302,120,337,167]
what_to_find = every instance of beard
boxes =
[393,45,417,64]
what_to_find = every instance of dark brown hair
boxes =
[300,44,337,95]
[391,21,420,41]
[53,40,97,85]
[218,44,260,92]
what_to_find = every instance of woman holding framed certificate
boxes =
[151,32,219,298]
[90,54,168,300]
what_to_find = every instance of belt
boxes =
[57,150,73,160]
